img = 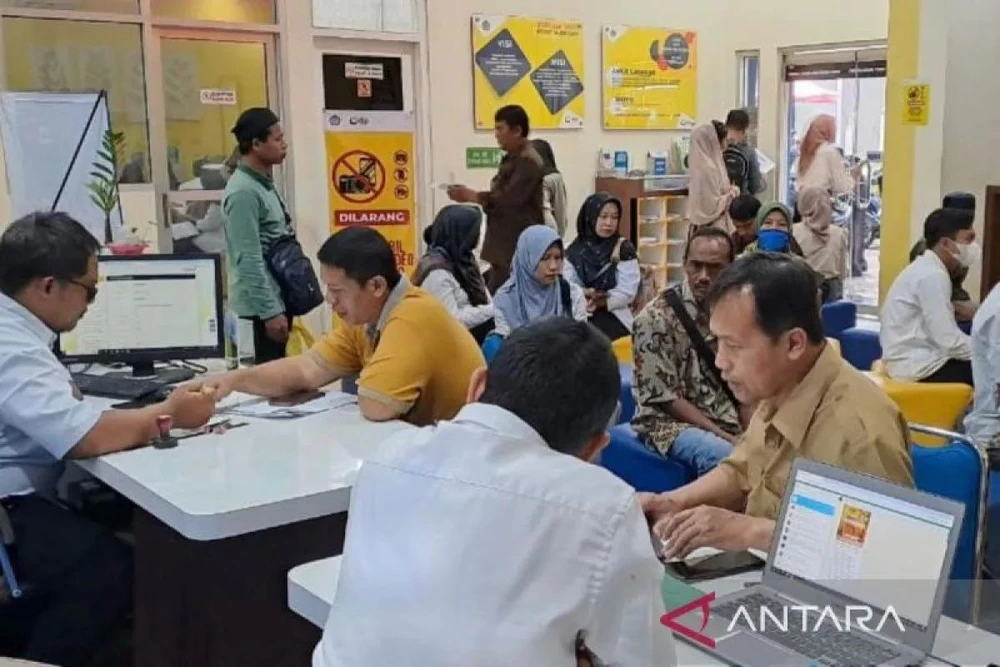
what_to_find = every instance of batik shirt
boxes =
[631,281,740,454]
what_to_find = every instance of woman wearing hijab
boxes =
[564,193,640,341]
[743,202,805,257]
[793,187,849,302]
[531,138,569,236]
[795,115,858,198]
[493,225,587,337]
[412,205,495,343]
[686,122,739,232]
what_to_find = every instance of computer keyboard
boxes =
[71,373,165,400]
[713,592,901,666]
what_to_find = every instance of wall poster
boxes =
[323,110,417,275]
[472,14,584,130]
[601,25,698,130]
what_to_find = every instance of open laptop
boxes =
[671,458,965,666]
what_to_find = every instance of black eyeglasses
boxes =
[66,279,98,304]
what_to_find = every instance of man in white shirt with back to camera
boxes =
[312,318,676,667]
[881,207,978,385]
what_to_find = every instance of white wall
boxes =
[422,0,889,231]
[940,0,1000,299]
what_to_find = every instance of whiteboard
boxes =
[0,91,124,242]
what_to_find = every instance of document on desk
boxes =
[223,391,357,419]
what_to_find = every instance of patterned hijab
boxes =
[566,193,636,292]
[493,226,565,331]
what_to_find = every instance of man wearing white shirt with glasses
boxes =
[312,318,676,667]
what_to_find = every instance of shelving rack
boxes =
[594,176,689,291]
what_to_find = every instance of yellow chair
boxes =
[864,365,972,446]
[612,336,633,365]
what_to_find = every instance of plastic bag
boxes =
[285,318,316,357]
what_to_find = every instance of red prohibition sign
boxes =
[332,150,386,204]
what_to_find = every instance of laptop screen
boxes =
[770,469,956,631]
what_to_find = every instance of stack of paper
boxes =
[223,392,357,419]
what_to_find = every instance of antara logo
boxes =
[660,593,906,650]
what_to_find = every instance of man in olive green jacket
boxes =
[222,107,290,363]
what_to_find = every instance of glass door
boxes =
[153,30,276,255]
[783,47,887,311]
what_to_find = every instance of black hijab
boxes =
[531,138,559,177]
[412,205,489,306]
[566,193,637,292]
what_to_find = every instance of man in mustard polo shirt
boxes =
[206,227,485,426]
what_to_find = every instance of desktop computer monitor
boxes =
[59,253,225,378]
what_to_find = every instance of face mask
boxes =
[954,241,982,268]
[757,228,791,253]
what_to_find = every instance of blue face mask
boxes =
[757,228,791,252]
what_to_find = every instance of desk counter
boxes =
[77,396,413,540]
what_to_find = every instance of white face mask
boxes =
[954,241,982,268]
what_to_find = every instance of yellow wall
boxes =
[2,18,149,178]
[161,39,267,184]
[1,18,267,186]
[151,0,273,23]
[880,0,921,301]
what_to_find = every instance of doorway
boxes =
[150,30,278,255]
[782,46,887,311]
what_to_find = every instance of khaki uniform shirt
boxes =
[720,344,914,519]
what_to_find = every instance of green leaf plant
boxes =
[86,129,125,244]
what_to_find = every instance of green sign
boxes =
[466,147,504,169]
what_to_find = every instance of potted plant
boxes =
[87,129,131,248]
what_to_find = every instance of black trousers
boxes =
[248,314,290,364]
[0,494,132,667]
[920,359,974,386]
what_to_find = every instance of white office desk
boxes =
[288,556,1000,666]
[76,394,413,540]
[75,391,413,667]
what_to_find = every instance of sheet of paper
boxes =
[756,149,776,175]
[223,391,357,419]
[170,221,198,240]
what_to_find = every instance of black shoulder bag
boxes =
[263,199,324,317]
[663,286,739,410]
[559,277,573,316]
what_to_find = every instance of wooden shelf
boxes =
[639,241,669,249]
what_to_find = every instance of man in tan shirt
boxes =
[643,253,913,559]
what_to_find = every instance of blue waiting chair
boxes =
[909,424,988,623]
[820,299,857,338]
[618,365,634,425]
[481,333,503,364]
[839,327,882,371]
[598,424,696,493]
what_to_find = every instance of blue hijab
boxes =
[493,226,565,331]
